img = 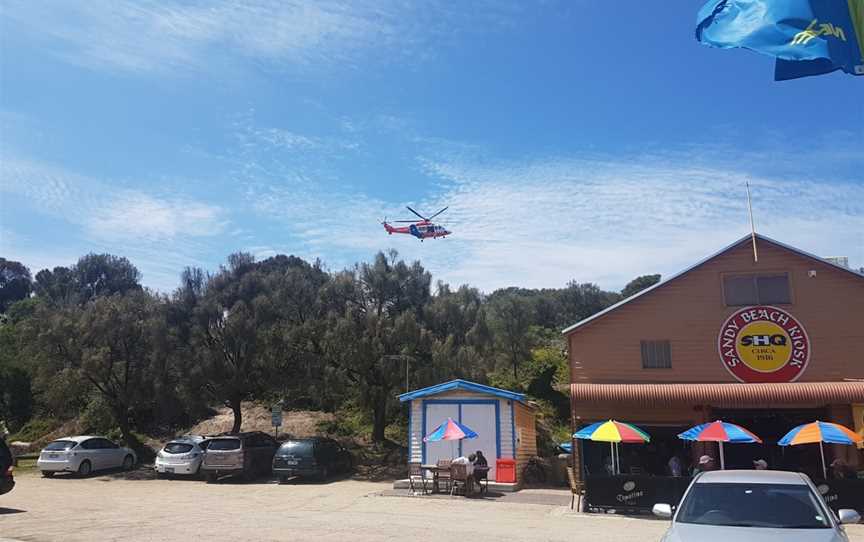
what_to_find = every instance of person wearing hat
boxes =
[692,454,715,475]
[753,459,768,470]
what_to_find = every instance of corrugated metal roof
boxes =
[570,381,864,407]
[398,379,526,403]
[561,233,864,336]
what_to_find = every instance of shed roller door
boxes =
[460,404,498,481]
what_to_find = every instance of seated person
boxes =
[472,450,488,484]
[451,454,475,476]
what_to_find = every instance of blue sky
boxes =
[1,0,862,293]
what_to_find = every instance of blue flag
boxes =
[696,0,864,80]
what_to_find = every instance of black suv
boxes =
[272,437,352,483]
[0,438,14,496]
[200,431,279,483]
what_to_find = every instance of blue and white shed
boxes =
[399,379,537,482]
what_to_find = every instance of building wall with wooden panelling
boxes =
[568,238,864,385]
[513,401,538,483]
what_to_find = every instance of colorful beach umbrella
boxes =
[778,421,863,479]
[423,417,478,442]
[573,420,650,475]
[573,420,651,443]
[678,421,762,470]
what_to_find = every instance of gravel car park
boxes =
[37,436,136,477]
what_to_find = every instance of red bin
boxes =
[496,458,516,483]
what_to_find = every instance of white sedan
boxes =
[37,436,136,477]
[155,436,206,476]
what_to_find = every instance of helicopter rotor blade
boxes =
[428,206,449,220]
[393,220,420,223]
[405,206,427,221]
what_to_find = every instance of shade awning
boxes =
[570,382,864,407]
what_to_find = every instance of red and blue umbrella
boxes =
[678,420,762,470]
[779,421,863,479]
[423,417,478,442]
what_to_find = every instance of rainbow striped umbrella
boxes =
[678,421,762,470]
[573,420,650,475]
[573,420,651,443]
[778,421,863,479]
[423,417,478,442]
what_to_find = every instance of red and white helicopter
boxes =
[382,206,451,240]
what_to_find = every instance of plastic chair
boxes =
[450,463,470,496]
[436,459,452,493]
[408,462,427,495]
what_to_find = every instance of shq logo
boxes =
[718,306,810,383]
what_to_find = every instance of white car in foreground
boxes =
[37,436,136,477]
[653,470,859,542]
[155,436,206,477]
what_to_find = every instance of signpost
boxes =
[271,404,282,438]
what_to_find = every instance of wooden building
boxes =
[564,234,864,481]
[399,379,537,483]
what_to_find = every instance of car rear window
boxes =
[164,442,194,454]
[206,439,241,451]
[278,440,314,456]
[45,440,77,451]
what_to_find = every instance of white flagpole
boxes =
[746,181,758,263]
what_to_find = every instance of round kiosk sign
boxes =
[718,306,810,383]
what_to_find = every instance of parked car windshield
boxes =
[206,439,241,451]
[164,442,195,454]
[278,440,314,456]
[676,482,830,529]
[44,440,77,451]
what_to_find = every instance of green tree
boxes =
[34,254,142,306]
[0,258,32,314]
[187,253,277,433]
[321,251,429,442]
[22,291,161,444]
[488,294,534,380]
[620,274,661,299]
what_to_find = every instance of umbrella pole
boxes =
[819,441,827,480]
[719,441,725,470]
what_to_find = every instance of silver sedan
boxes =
[37,436,136,477]
[653,470,860,542]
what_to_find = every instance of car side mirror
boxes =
[837,509,861,525]
[652,503,673,519]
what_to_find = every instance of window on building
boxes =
[641,340,671,369]
[723,273,791,306]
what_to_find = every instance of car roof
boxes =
[54,435,104,443]
[696,470,808,485]
[168,435,205,443]
[281,437,330,442]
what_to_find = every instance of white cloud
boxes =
[0,155,228,290]
[3,0,520,75]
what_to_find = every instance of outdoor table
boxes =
[420,464,450,494]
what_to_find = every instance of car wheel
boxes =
[278,474,287,484]
[41,471,55,478]
[77,460,93,477]
[122,455,134,471]
[205,472,218,484]
[319,466,329,482]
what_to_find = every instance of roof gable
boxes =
[562,233,863,336]
[398,379,526,403]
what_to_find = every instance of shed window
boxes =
[723,273,790,306]
[641,340,671,369]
